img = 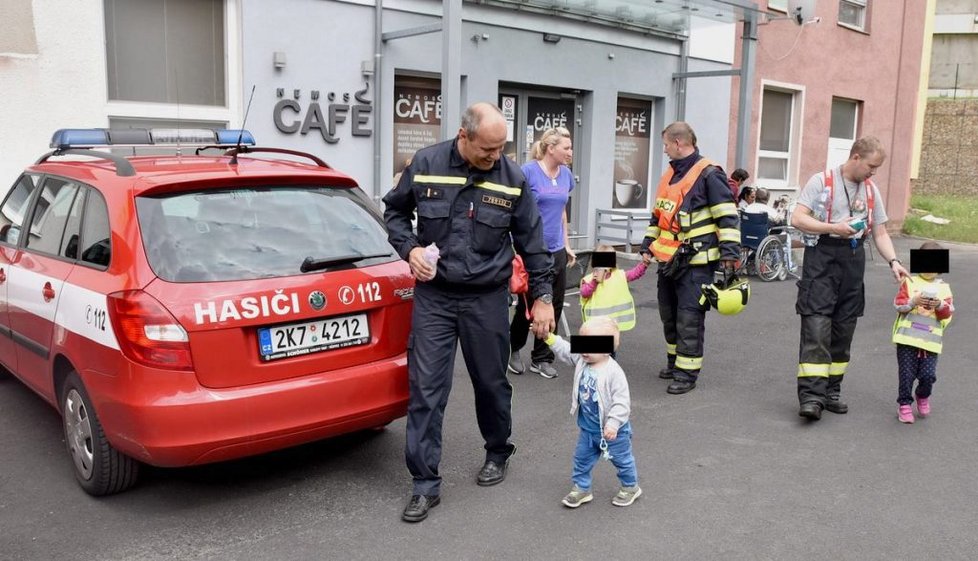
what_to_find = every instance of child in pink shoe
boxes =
[892,241,954,424]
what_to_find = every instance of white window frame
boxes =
[827,97,860,171]
[838,0,868,32]
[767,0,788,14]
[755,82,805,190]
[102,0,242,127]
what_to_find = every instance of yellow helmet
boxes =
[701,271,750,315]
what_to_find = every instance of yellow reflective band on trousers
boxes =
[667,343,677,356]
[676,355,703,370]
[829,362,848,376]
[798,363,830,378]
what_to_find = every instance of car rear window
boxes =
[137,186,397,282]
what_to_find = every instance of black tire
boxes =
[61,372,139,496]
[755,236,786,282]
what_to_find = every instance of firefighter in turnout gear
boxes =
[384,102,555,522]
[639,122,740,395]
[790,136,909,421]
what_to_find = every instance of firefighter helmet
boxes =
[701,271,750,315]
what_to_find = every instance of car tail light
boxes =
[107,290,194,371]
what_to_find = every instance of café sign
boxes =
[273,84,372,143]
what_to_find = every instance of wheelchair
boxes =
[736,210,799,282]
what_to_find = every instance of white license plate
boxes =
[258,313,369,361]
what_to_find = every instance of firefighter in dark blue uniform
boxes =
[384,102,555,523]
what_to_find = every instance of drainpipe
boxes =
[373,0,383,203]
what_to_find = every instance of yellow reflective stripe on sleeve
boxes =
[798,363,830,378]
[666,343,677,355]
[710,202,738,218]
[829,362,848,376]
[645,225,660,237]
[684,224,718,239]
[675,355,703,370]
[413,175,466,185]
[475,181,521,196]
[691,208,712,223]
[689,247,720,264]
[717,228,741,243]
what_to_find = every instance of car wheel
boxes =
[61,372,139,496]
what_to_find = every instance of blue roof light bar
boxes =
[49,128,256,149]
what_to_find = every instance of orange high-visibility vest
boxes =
[650,159,714,262]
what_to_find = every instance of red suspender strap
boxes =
[824,169,834,223]
[866,179,875,231]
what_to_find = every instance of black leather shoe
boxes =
[658,367,675,380]
[666,380,696,394]
[798,402,823,420]
[824,398,848,414]
[477,459,509,486]
[402,494,440,522]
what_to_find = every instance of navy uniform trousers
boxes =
[657,262,716,383]
[796,237,865,406]
[406,282,515,496]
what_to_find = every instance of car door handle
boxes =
[0,268,5,283]
[42,282,56,302]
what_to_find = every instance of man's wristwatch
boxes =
[537,294,554,305]
[888,258,902,267]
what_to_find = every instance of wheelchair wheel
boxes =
[755,236,785,282]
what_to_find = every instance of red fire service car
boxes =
[0,128,412,495]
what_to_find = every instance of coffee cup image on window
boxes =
[614,180,644,206]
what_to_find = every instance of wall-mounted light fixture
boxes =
[471,33,489,43]
[273,51,287,70]
[542,33,562,44]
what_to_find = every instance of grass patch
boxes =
[903,194,978,244]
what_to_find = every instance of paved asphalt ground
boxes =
[2,235,976,561]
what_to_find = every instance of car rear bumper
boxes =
[83,354,408,467]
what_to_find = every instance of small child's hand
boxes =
[603,426,618,441]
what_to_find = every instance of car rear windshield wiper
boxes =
[300,252,393,273]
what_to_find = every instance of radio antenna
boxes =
[231,84,257,165]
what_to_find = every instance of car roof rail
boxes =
[222,146,331,169]
[35,149,136,177]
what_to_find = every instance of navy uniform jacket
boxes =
[383,138,555,299]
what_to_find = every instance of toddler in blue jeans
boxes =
[546,316,641,508]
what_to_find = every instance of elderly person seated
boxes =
[742,188,785,225]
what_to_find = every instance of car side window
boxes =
[79,189,111,268]
[60,187,86,260]
[0,174,40,246]
[24,177,81,256]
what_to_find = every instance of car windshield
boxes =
[137,186,397,282]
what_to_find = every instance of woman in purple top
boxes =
[508,127,577,379]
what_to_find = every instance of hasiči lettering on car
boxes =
[194,290,302,324]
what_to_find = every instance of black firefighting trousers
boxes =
[657,262,716,383]
[795,237,866,406]
[405,282,516,496]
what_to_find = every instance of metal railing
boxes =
[594,209,651,252]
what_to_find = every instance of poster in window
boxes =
[393,77,441,189]
[526,97,574,167]
[613,98,652,209]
